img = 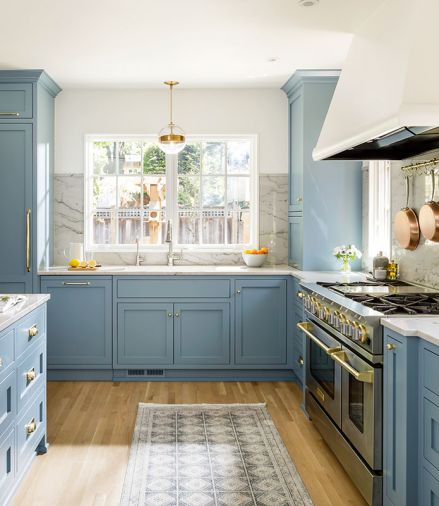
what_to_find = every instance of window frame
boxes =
[84,133,259,253]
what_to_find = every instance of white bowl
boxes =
[242,252,268,267]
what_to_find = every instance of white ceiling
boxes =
[1,0,384,88]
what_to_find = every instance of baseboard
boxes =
[48,369,114,381]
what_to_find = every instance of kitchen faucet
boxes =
[165,220,182,266]
[135,238,145,266]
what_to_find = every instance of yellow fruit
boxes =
[243,249,251,254]
[69,258,80,268]
[80,261,88,268]
[88,260,97,268]
[260,247,268,254]
[250,249,258,254]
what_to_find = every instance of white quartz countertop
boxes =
[381,317,439,347]
[0,294,50,333]
[39,265,369,282]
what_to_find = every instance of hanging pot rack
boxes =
[400,157,439,177]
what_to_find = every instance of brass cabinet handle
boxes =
[0,112,20,116]
[297,291,304,299]
[386,343,396,351]
[28,325,38,338]
[0,357,3,368]
[63,282,90,286]
[25,368,36,382]
[297,322,341,356]
[331,350,374,383]
[297,356,304,366]
[26,209,31,272]
[25,418,37,434]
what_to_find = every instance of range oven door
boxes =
[332,348,382,470]
[300,317,342,427]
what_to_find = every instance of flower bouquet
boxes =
[333,244,362,273]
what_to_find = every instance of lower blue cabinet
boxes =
[235,279,287,365]
[40,277,112,368]
[0,428,15,505]
[117,303,174,365]
[174,303,230,365]
[421,467,439,506]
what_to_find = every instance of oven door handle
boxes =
[330,350,374,383]
[297,322,341,356]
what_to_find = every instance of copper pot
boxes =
[419,170,439,241]
[394,176,420,250]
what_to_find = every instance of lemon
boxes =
[69,258,80,268]
[89,260,97,268]
[80,261,88,268]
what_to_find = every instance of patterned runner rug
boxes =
[120,403,313,506]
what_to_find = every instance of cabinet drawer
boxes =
[15,306,46,360]
[116,278,230,299]
[16,387,45,475]
[0,328,14,380]
[424,347,439,397]
[421,467,439,506]
[16,341,46,413]
[0,83,33,119]
[0,428,15,506]
[0,370,15,439]
[424,396,439,473]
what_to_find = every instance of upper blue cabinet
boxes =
[282,70,362,271]
[0,71,61,293]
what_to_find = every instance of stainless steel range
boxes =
[298,280,439,506]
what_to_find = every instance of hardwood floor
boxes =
[13,381,366,506]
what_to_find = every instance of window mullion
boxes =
[115,141,120,245]
[199,144,203,246]
[224,142,228,245]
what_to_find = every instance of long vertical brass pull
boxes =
[26,209,31,272]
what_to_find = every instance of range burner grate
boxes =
[347,293,439,315]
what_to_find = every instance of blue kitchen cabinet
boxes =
[282,70,362,271]
[117,302,174,365]
[0,71,60,293]
[40,277,112,368]
[383,329,419,506]
[174,303,230,365]
[235,279,287,365]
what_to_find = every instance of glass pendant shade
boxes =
[158,80,186,154]
[158,123,186,154]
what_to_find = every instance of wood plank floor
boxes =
[13,381,366,506]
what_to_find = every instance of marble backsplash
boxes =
[390,149,439,288]
[53,174,288,266]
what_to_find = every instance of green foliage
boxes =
[143,145,166,174]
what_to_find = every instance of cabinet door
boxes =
[235,279,287,365]
[174,303,230,365]
[40,277,112,367]
[383,331,418,506]
[288,216,303,269]
[117,303,173,365]
[0,124,33,293]
[288,93,303,213]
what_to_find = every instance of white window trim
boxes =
[84,134,259,253]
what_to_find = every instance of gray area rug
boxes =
[120,403,313,506]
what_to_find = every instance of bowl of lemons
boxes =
[242,248,268,267]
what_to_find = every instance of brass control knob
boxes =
[358,324,369,344]
[297,291,305,299]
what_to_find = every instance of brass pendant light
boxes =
[158,80,186,154]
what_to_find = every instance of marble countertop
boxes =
[381,317,439,347]
[39,265,369,282]
[0,294,50,333]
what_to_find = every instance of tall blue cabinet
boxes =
[0,71,61,293]
[282,70,362,270]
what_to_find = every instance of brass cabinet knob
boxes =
[25,418,37,434]
[387,343,396,351]
[175,313,180,317]
[296,197,303,203]
[0,357,3,368]
[26,368,36,382]
[236,290,241,294]
[168,313,173,318]
[28,325,38,338]
[298,356,304,366]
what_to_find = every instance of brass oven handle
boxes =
[331,350,374,383]
[25,418,37,434]
[26,209,31,272]
[0,112,20,117]
[297,322,341,356]
[28,325,39,338]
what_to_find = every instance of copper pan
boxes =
[419,170,439,241]
[394,176,420,250]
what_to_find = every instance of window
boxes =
[368,160,391,258]
[85,135,258,251]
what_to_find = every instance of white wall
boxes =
[54,88,288,174]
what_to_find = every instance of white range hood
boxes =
[313,0,439,161]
